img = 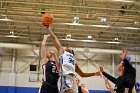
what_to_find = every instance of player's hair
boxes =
[72,50,74,56]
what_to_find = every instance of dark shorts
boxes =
[39,81,58,93]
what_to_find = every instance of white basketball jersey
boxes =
[59,51,76,76]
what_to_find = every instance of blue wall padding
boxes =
[0,86,111,93]
[0,86,38,93]
[16,87,39,93]
[89,90,111,93]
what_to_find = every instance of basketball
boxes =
[42,13,54,26]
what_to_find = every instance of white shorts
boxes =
[58,75,78,93]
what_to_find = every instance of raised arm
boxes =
[121,48,136,76]
[46,26,64,54]
[75,64,100,77]
[41,34,50,63]
[121,48,127,60]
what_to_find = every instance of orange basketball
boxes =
[42,13,54,25]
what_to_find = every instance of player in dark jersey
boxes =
[100,49,136,93]
[38,34,59,93]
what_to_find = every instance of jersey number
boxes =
[69,57,74,65]
[52,65,58,73]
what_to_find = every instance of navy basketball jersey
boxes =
[42,60,59,86]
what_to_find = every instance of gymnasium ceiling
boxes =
[0,0,140,50]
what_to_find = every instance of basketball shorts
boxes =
[58,75,78,93]
[39,81,58,93]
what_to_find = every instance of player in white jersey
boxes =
[58,51,78,93]
[45,25,100,93]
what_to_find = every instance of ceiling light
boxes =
[67,34,71,37]
[100,17,107,22]
[72,16,79,24]
[134,22,139,24]
[1,15,6,17]
[88,35,92,39]
[66,34,71,39]
[98,17,108,23]
[74,17,79,20]
[114,37,119,41]
[10,31,14,34]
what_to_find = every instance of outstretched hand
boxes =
[99,66,104,73]
[121,48,127,60]
[95,71,101,76]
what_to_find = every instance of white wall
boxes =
[0,72,40,87]
[78,76,114,90]
[0,72,9,86]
